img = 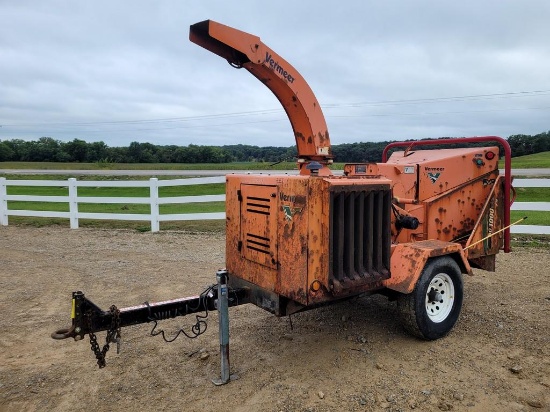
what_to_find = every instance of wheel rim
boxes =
[425,273,455,323]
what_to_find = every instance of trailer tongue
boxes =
[52,20,513,384]
[53,270,247,383]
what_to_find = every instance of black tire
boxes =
[397,256,463,340]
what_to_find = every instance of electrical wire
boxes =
[2,89,549,130]
[330,105,550,119]
[323,89,550,108]
[146,284,215,342]
[145,283,241,343]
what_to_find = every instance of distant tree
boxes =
[157,145,178,163]
[507,134,531,157]
[108,146,130,163]
[173,146,191,163]
[88,141,109,162]
[64,139,89,162]
[127,141,142,163]
[31,137,62,162]
[532,131,550,153]
[139,142,158,163]
[2,139,24,160]
[0,141,15,161]
[0,130,547,164]
[332,142,387,163]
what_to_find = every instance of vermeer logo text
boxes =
[265,53,295,83]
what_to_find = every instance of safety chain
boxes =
[86,305,121,368]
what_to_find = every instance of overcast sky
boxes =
[1,1,549,149]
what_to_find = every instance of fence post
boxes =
[0,177,8,226]
[68,178,79,229]
[150,178,159,232]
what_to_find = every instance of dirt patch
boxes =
[0,226,548,411]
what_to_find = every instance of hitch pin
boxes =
[109,331,122,354]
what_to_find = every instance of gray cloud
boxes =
[1,0,549,149]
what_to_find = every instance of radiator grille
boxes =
[329,186,391,289]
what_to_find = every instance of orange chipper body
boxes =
[190,20,512,339]
[48,19,515,377]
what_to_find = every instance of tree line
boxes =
[0,131,548,164]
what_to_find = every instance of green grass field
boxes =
[504,151,550,169]
[1,152,548,234]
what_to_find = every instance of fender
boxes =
[383,240,473,294]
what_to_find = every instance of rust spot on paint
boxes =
[295,132,306,142]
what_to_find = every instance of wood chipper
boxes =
[52,20,514,384]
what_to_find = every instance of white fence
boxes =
[0,176,226,232]
[0,176,548,234]
[509,178,550,235]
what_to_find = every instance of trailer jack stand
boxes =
[212,269,237,386]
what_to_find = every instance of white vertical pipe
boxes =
[150,178,159,232]
[0,177,8,226]
[68,178,79,229]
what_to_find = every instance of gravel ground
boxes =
[0,226,548,412]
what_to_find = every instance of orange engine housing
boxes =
[226,173,393,315]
